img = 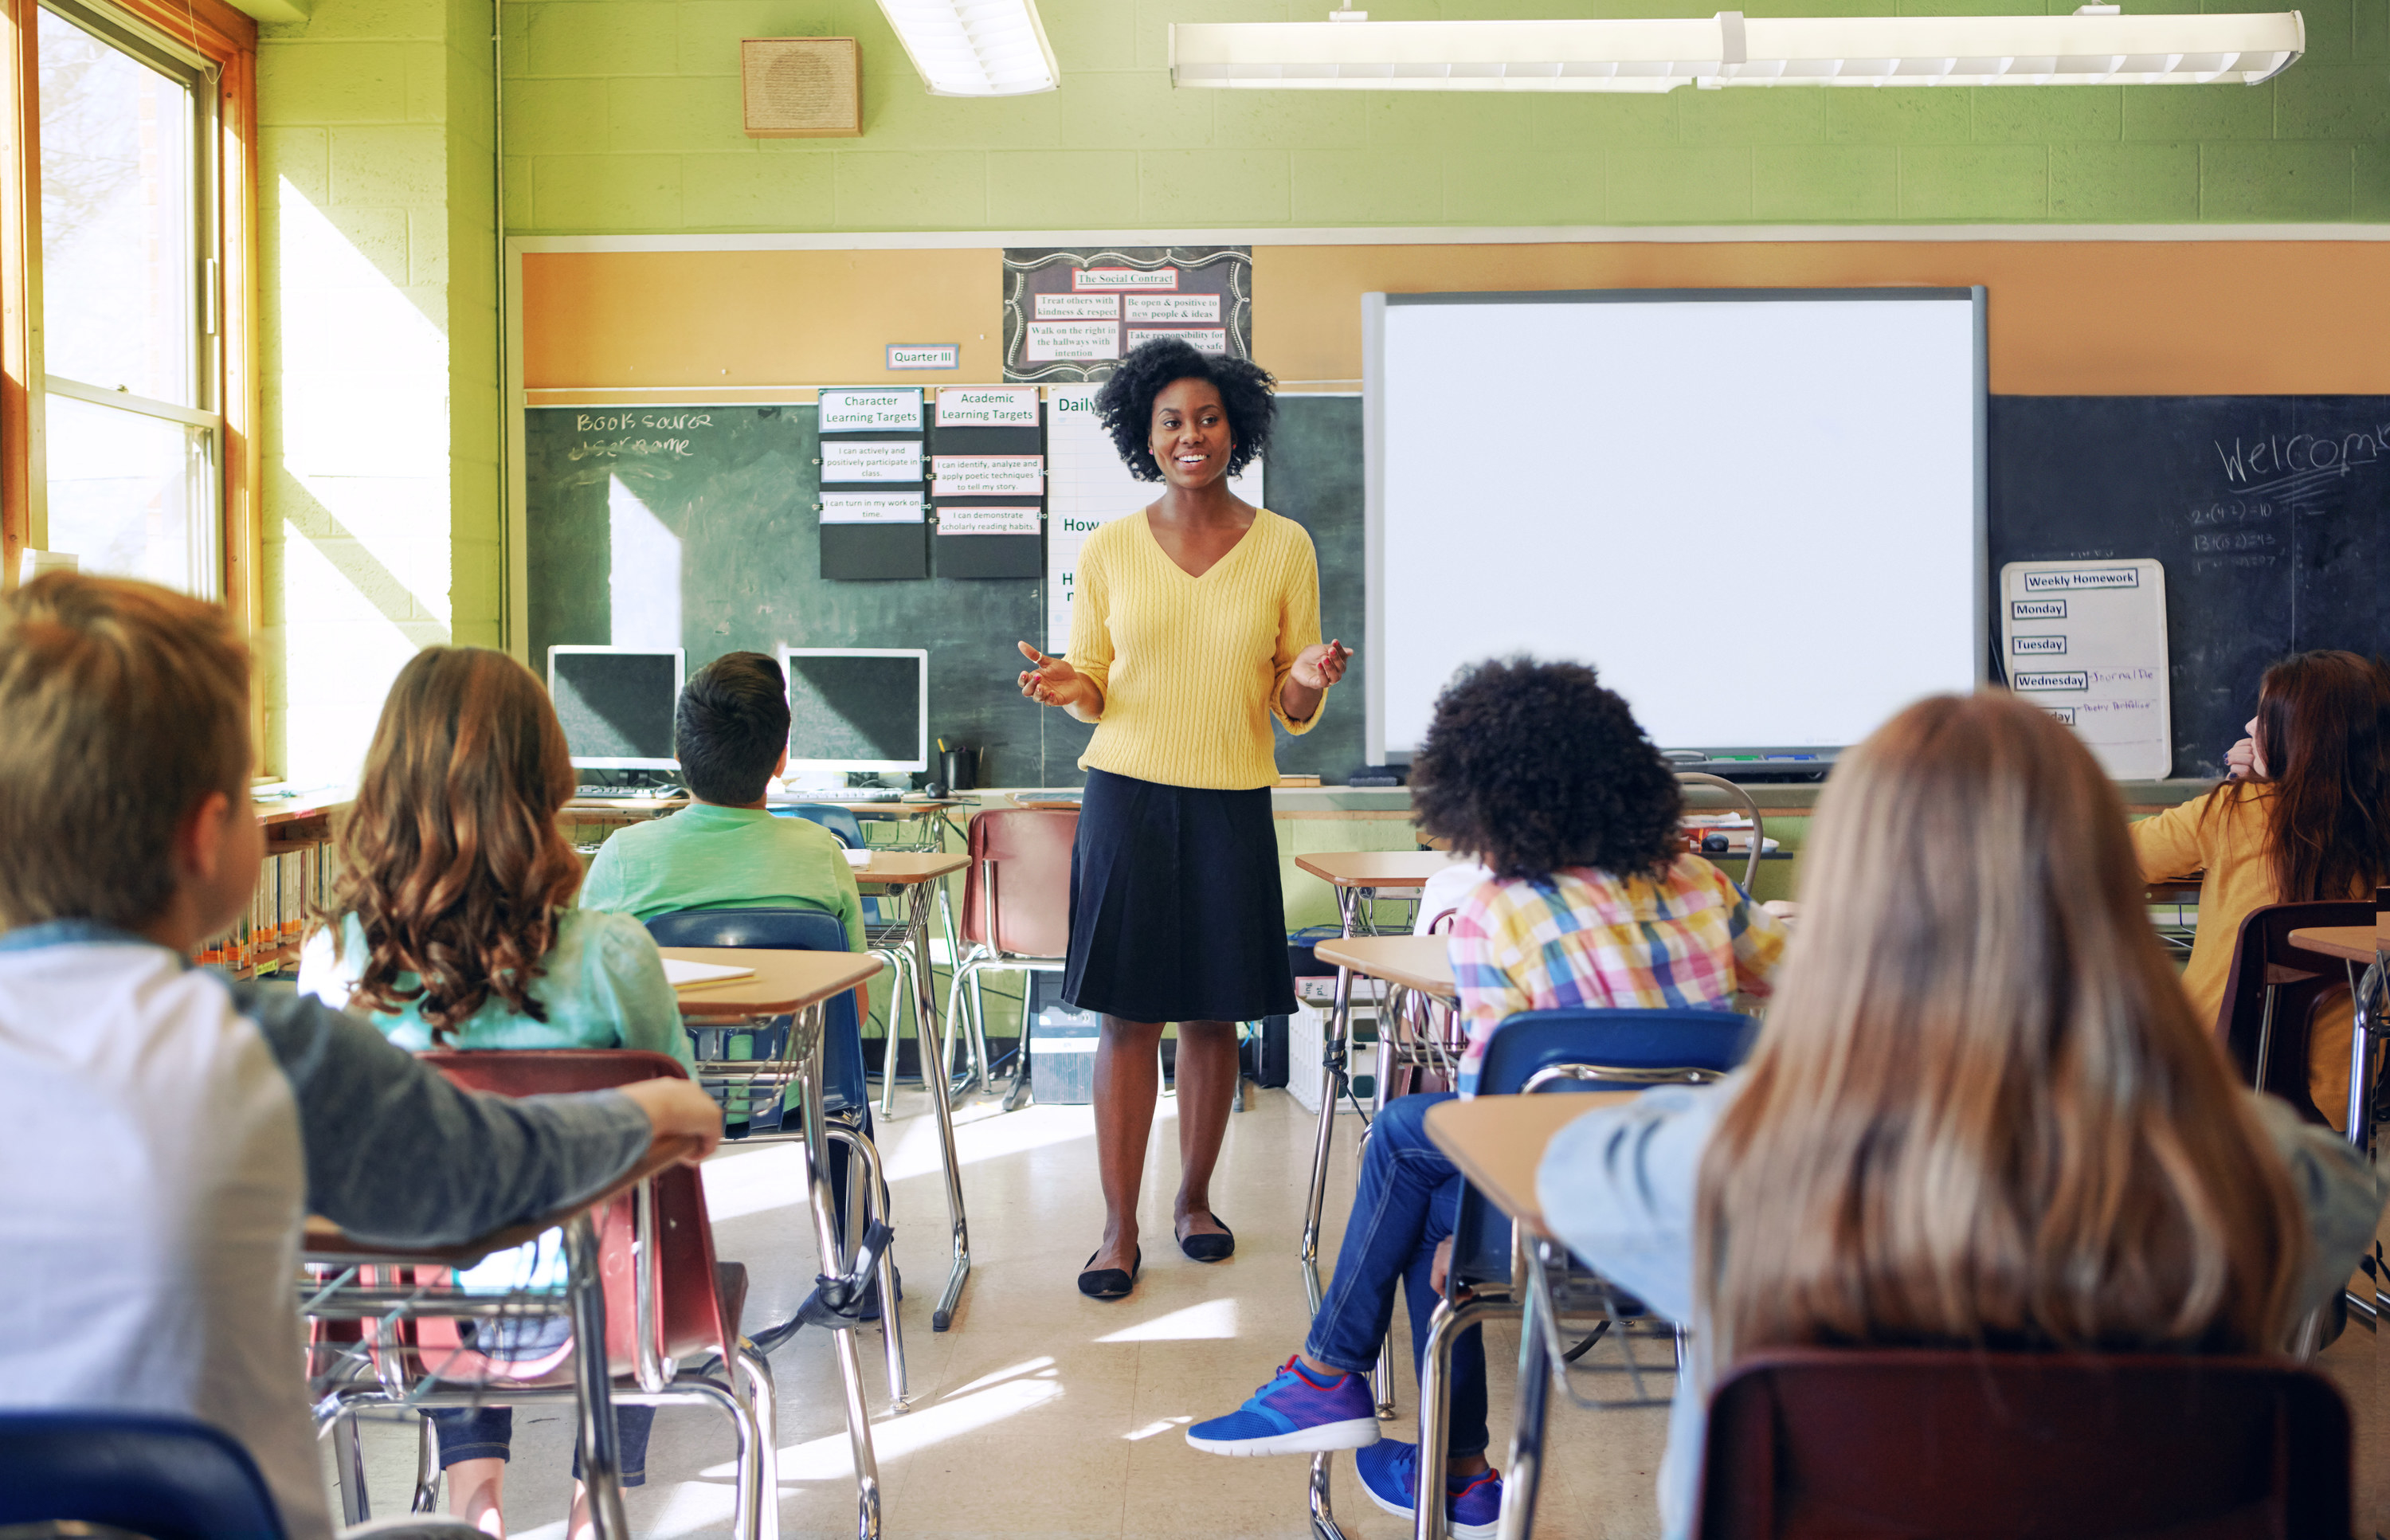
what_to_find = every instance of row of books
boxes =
[198,844,335,977]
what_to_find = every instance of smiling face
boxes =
[1149,375,1232,490]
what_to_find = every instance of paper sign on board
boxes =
[932,455,1044,497]
[1035,293,1119,319]
[1026,322,1120,362]
[1999,558,2170,778]
[1126,327,1227,355]
[1123,294,1220,324]
[818,388,923,433]
[940,507,1041,536]
[821,440,923,482]
[821,492,924,524]
[885,344,958,370]
[935,386,1040,427]
[1075,267,1177,291]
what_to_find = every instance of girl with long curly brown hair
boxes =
[2134,649,2390,1126]
[1541,692,2380,1538]
[296,645,693,1534]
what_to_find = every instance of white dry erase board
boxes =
[2000,559,2171,779]
[1364,289,1986,763]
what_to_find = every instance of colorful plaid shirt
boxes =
[1447,855,1787,1097]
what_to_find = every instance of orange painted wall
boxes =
[521,240,2390,398]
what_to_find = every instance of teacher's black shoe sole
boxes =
[1079,1245,1142,1299]
[1178,1217,1235,1264]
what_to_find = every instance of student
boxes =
[578,649,864,950]
[1540,692,2383,1538]
[2131,650,2390,1125]
[0,574,723,1540]
[1185,658,1785,1540]
[297,645,699,1534]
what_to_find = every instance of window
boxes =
[34,0,220,594]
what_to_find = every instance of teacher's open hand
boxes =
[1291,640,1351,692]
[1017,641,1102,713]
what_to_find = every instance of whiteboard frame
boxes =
[1362,286,1989,766]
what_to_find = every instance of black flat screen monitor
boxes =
[781,648,928,774]
[548,646,684,770]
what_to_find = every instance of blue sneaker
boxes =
[1185,1356,1382,1456]
[1354,1439,1503,1540]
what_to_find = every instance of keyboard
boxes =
[575,785,680,800]
[774,788,903,804]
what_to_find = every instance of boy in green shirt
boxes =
[581,651,867,952]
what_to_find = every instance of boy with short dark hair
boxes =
[578,650,864,950]
[0,574,723,1540]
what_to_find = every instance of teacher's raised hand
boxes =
[1017,641,1103,714]
[1291,640,1351,692]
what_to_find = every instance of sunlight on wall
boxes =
[609,472,681,650]
[269,173,454,785]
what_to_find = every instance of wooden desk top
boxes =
[1314,935,1456,999]
[1294,850,1460,888]
[658,946,880,1017]
[1424,1092,1638,1235]
[563,795,690,812]
[304,1133,701,1268]
[2288,926,2384,966]
[852,851,968,885]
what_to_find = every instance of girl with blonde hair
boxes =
[1541,691,2381,1536]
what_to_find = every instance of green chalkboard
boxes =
[524,396,1366,787]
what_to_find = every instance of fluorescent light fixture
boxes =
[1170,9,2303,91]
[877,0,1060,95]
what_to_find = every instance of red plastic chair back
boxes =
[1697,1347,2352,1540]
[961,808,1078,958]
[393,1050,736,1384]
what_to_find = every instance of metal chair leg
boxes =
[736,1342,782,1540]
[875,949,907,1119]
[1498,1275,1551,1540]
[829,1121,910,1411]
[1001,964,1036,1113]
[333,1410,370,1525]
[1415,1295,1514,1540]
[410,1412,441,1513]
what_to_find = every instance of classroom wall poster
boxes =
[1003,246,1253,384]
[1045,383,1261,652]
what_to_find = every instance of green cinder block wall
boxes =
[496,0,2390,234]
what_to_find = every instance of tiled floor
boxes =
[333,1080,2384,1539]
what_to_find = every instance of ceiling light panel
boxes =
[878,0,1061,96]
[1169,11,2304,91]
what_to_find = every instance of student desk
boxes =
[1293,852,1461,1272]
[845,851,978,1331]
[2288,925,2388,1146]
[302,1134,704,1540]
[1422,1091,1639,1235]
[1314,935,1456,1001]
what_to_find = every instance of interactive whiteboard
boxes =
[1364,288,1986,765]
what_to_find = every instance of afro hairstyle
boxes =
[1093,337,1275,481]
[1410,656,1684,884]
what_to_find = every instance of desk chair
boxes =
[771,806,933,1106]
[1314,1008,1754,1540]
[309,1050,780,1540]
[1676,772,1765,893]
[643,907,907,1398]
[944,808,1078,1115]
[1695,1349,2351,1540]
[2216,899,2372,1119]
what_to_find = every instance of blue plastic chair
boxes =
[1409,1007,1756,1540]
[0,1409,284,1540]
[771,803,866,849]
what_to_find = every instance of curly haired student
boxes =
[1182,656,1785,1540]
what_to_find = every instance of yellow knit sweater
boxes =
[1066,508,1325,790]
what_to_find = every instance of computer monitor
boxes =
[780,647,929,774]
[547,645,684,770]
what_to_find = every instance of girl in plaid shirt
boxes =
[1187,657,1786,1537]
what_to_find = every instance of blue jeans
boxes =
[1304,1091,1487,1458]
[429,1404,655,1486]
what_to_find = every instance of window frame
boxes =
[0,0,256,629]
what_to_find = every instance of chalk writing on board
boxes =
[2189,531,2278,553]
[2216,425,2390,484]
[575,413,713,432]
[2184,500,2274,527]
[570,436,694,460]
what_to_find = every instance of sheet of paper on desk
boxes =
[844,848,873,871]
[1999,558,2171,780]
[664,958,757,989]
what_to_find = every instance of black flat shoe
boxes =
[1079,1245,1141,1299]
[1177,1216,1235,1264]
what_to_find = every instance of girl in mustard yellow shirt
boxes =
[2131,649,2390,1125]
[1016,339,1349,1299]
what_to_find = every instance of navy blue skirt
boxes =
[1062,767,1299,1025]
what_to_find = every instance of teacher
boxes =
[1015,339,1349,1300]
